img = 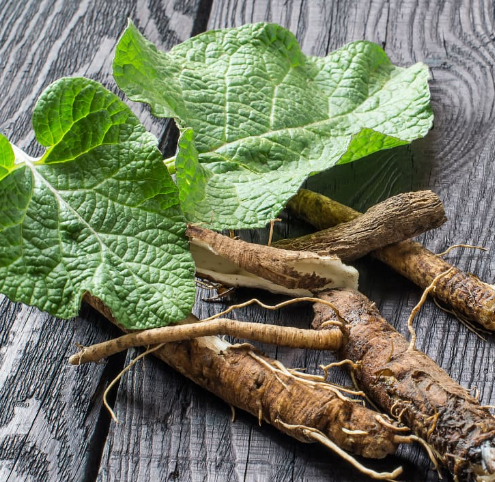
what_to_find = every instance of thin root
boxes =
[203,287,235,302]
[276,420,403,480]
[341,427,369,435]
[273,360,292,373]
[246,351,361,403]
[390,401,401,418]
[350,370,380,411]
[395,434,442,477]
[285,367,364,398]
[103,343,165,423]
[320,320,344,328]
[320,359,360,380]
[437,243,487,257]
[396,407,408,425]
[375,415,410,433]
[196,278,236,302]
[426,409,441,438]
[470,386,480,402]
[325,384,365,398]
[389,401,412,424]
[202,297,346,326]
[248,351,290,391]
[445,452,467,461]
[267,218,282,247]
[230,404,236,422]
[386,340,395,364]
[407,268,454,351]
[288,368,326,382]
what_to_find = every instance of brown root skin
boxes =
[69,317,344,365]
[313,289,495,482]
[82,294,404,463]
[288,189,495,330]
[375,241,495,331]
[153,340,402,460]
[275,190,446,262]
[187,224,359,296]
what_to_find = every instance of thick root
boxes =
[153,339,403,459]
[187,224,359,297]
[287,189,495,331]
[313,289,495,481]
[276,190,446,261]
[375,241,495,330]
[83,294,404,460]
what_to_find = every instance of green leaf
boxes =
[0,77,196,330]
[175,128,211,218]
[0,134,15,181]
[114,22,433,229]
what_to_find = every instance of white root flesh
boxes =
[188,226,359,297]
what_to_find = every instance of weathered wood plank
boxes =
[0,301,125,482]
[0,0,207,480]
[3,0,495,481]
[97,1,426,481]
[99,1,495,481]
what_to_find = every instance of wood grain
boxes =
[2,0,495,481]
[0,299,125,481]
[0,0,207,481]
[100,2,444,481]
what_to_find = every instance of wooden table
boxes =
[1,1,494,481]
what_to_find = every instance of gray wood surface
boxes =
[0,0,207,481]
[1,0,495,481]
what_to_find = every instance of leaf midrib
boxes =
[192,61,421,158]
[23,158,178,315]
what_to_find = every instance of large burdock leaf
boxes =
[114,22,433,229]
[0,77,195,330]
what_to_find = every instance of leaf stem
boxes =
[164,156,176,175]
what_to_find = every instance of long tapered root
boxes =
[187,223,359,297]
[288,189,495,330]
[83,294,408,461]
[437,244,487,257]
[276,190,446,261]
[69,318,344,365]
[103,343,166,423]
